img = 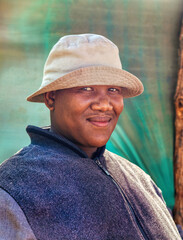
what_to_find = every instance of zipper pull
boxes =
[95,158,111,176]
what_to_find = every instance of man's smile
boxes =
[86,116,112,127]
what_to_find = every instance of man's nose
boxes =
[91,97,113,112]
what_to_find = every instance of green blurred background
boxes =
[0,0,182,209]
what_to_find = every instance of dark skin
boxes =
[44,85,124,158]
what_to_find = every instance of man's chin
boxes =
[88,138,111,148]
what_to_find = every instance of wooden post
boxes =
[174,17,183,227]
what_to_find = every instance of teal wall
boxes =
[0,0,182,208]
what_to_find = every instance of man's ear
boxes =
[44,91,56,111]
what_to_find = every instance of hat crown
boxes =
[41,34,122,88]
[56,34,117,48]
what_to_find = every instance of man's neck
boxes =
[77,146,98,159]
[50,126,98,159]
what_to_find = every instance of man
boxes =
[0,34,182,239]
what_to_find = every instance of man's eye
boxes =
[80,87,93,91]
[108,87,121,92]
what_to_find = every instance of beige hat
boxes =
[27,33,144,102]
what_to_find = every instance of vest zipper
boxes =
[95,158,148,240]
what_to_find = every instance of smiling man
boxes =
[0,34,182,240]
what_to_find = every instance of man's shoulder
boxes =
[103,149,162,200]
[104,149,142,168]
[1,145,32,165]
[104,149,150,179]
[0,143,50,171]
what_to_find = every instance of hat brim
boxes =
[27,66,144,102]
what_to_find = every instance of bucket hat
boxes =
[27,33,144,102]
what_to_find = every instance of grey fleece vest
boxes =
[0,126,181,240]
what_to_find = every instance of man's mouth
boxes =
[86,116,112,127]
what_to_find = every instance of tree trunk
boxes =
[174,17,183,227]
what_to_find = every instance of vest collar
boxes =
[26,125,106,159]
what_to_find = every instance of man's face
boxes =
[46,85,124,156]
